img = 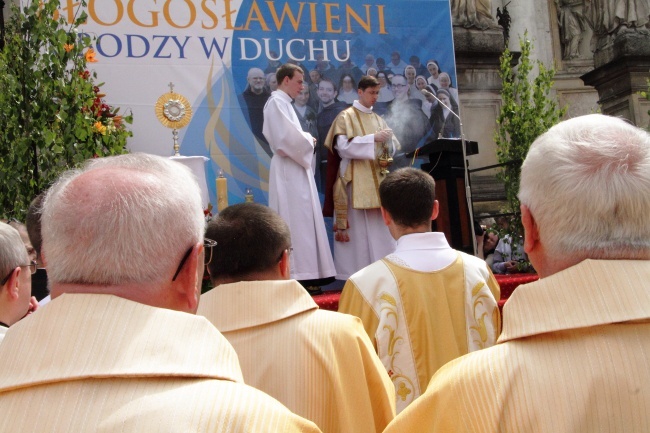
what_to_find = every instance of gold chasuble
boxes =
[340,252,501,413]
[324,106,394,230]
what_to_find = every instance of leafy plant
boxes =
[494,31,566,245]
[0,0,132,220]
[639,78,650,131]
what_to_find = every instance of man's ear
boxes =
[380,207,392,227]
[431,200,439,221]
[279,249,291,279]
[173,243,202,313]
[2,267,21,299]
[521,205,539,254]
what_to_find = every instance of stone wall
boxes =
[456,0,650,206]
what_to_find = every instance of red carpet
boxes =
[313,274,539,312]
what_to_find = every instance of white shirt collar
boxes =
[395,232,451,252]
[353,100,373,113]
[273,89,292,102]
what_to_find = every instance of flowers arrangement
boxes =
[58,41,133,154]
[204,203,214,223]
[87,78,130,139]
[0,0,133,219]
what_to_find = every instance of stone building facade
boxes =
[454,0,649,207]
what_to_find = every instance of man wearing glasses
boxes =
[240,67,272,156]
[199,203,396,433]
[0,154,319,432]
[0,222,38,342]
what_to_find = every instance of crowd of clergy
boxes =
[0,104,649,430]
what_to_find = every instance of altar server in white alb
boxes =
[263,63,335,290]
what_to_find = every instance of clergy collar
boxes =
[498,259,650,343]
[353,100,373,113]
[396,232,450,252]
[274,89,292,102]
[198,279,318,332]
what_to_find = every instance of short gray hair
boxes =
[0,223,28,283]
[42,153,205,286]
[519,114,650,259]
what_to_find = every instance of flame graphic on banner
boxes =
[183,60,272,205]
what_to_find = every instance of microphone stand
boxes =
[428,91,477,256]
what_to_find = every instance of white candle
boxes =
[216,170,228,212]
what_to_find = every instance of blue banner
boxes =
[70,0,457,206]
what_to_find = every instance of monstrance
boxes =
[155,82,193,155]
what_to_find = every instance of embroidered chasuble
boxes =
[383,259,650,433]
[340,252,501,413]
[324,106,394,229]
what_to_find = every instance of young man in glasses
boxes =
[0,154,319,432]
[0,222,38,342]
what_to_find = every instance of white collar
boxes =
[353,100,373,113]
[273,89,292,102]
[395,232,451,252]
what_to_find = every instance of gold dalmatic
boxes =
[324,107,398,230]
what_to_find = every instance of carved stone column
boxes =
[452,27,507,220]
[580,2,650,127]
[453,27,505,172]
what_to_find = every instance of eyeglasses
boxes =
[171,238,217,282]
[0,260,37,286]
[392,84,407,88]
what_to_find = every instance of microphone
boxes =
[425,90,461,122]
[422,88,477,255]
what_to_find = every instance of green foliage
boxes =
[494,31,566,240]
[639,78,650,131]
[0,0,132,220]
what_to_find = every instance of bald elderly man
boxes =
[0,154,320,432]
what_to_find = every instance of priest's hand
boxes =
[334,229,350,242]
[374,129,393,143]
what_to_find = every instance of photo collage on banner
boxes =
[68,0,457,205]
